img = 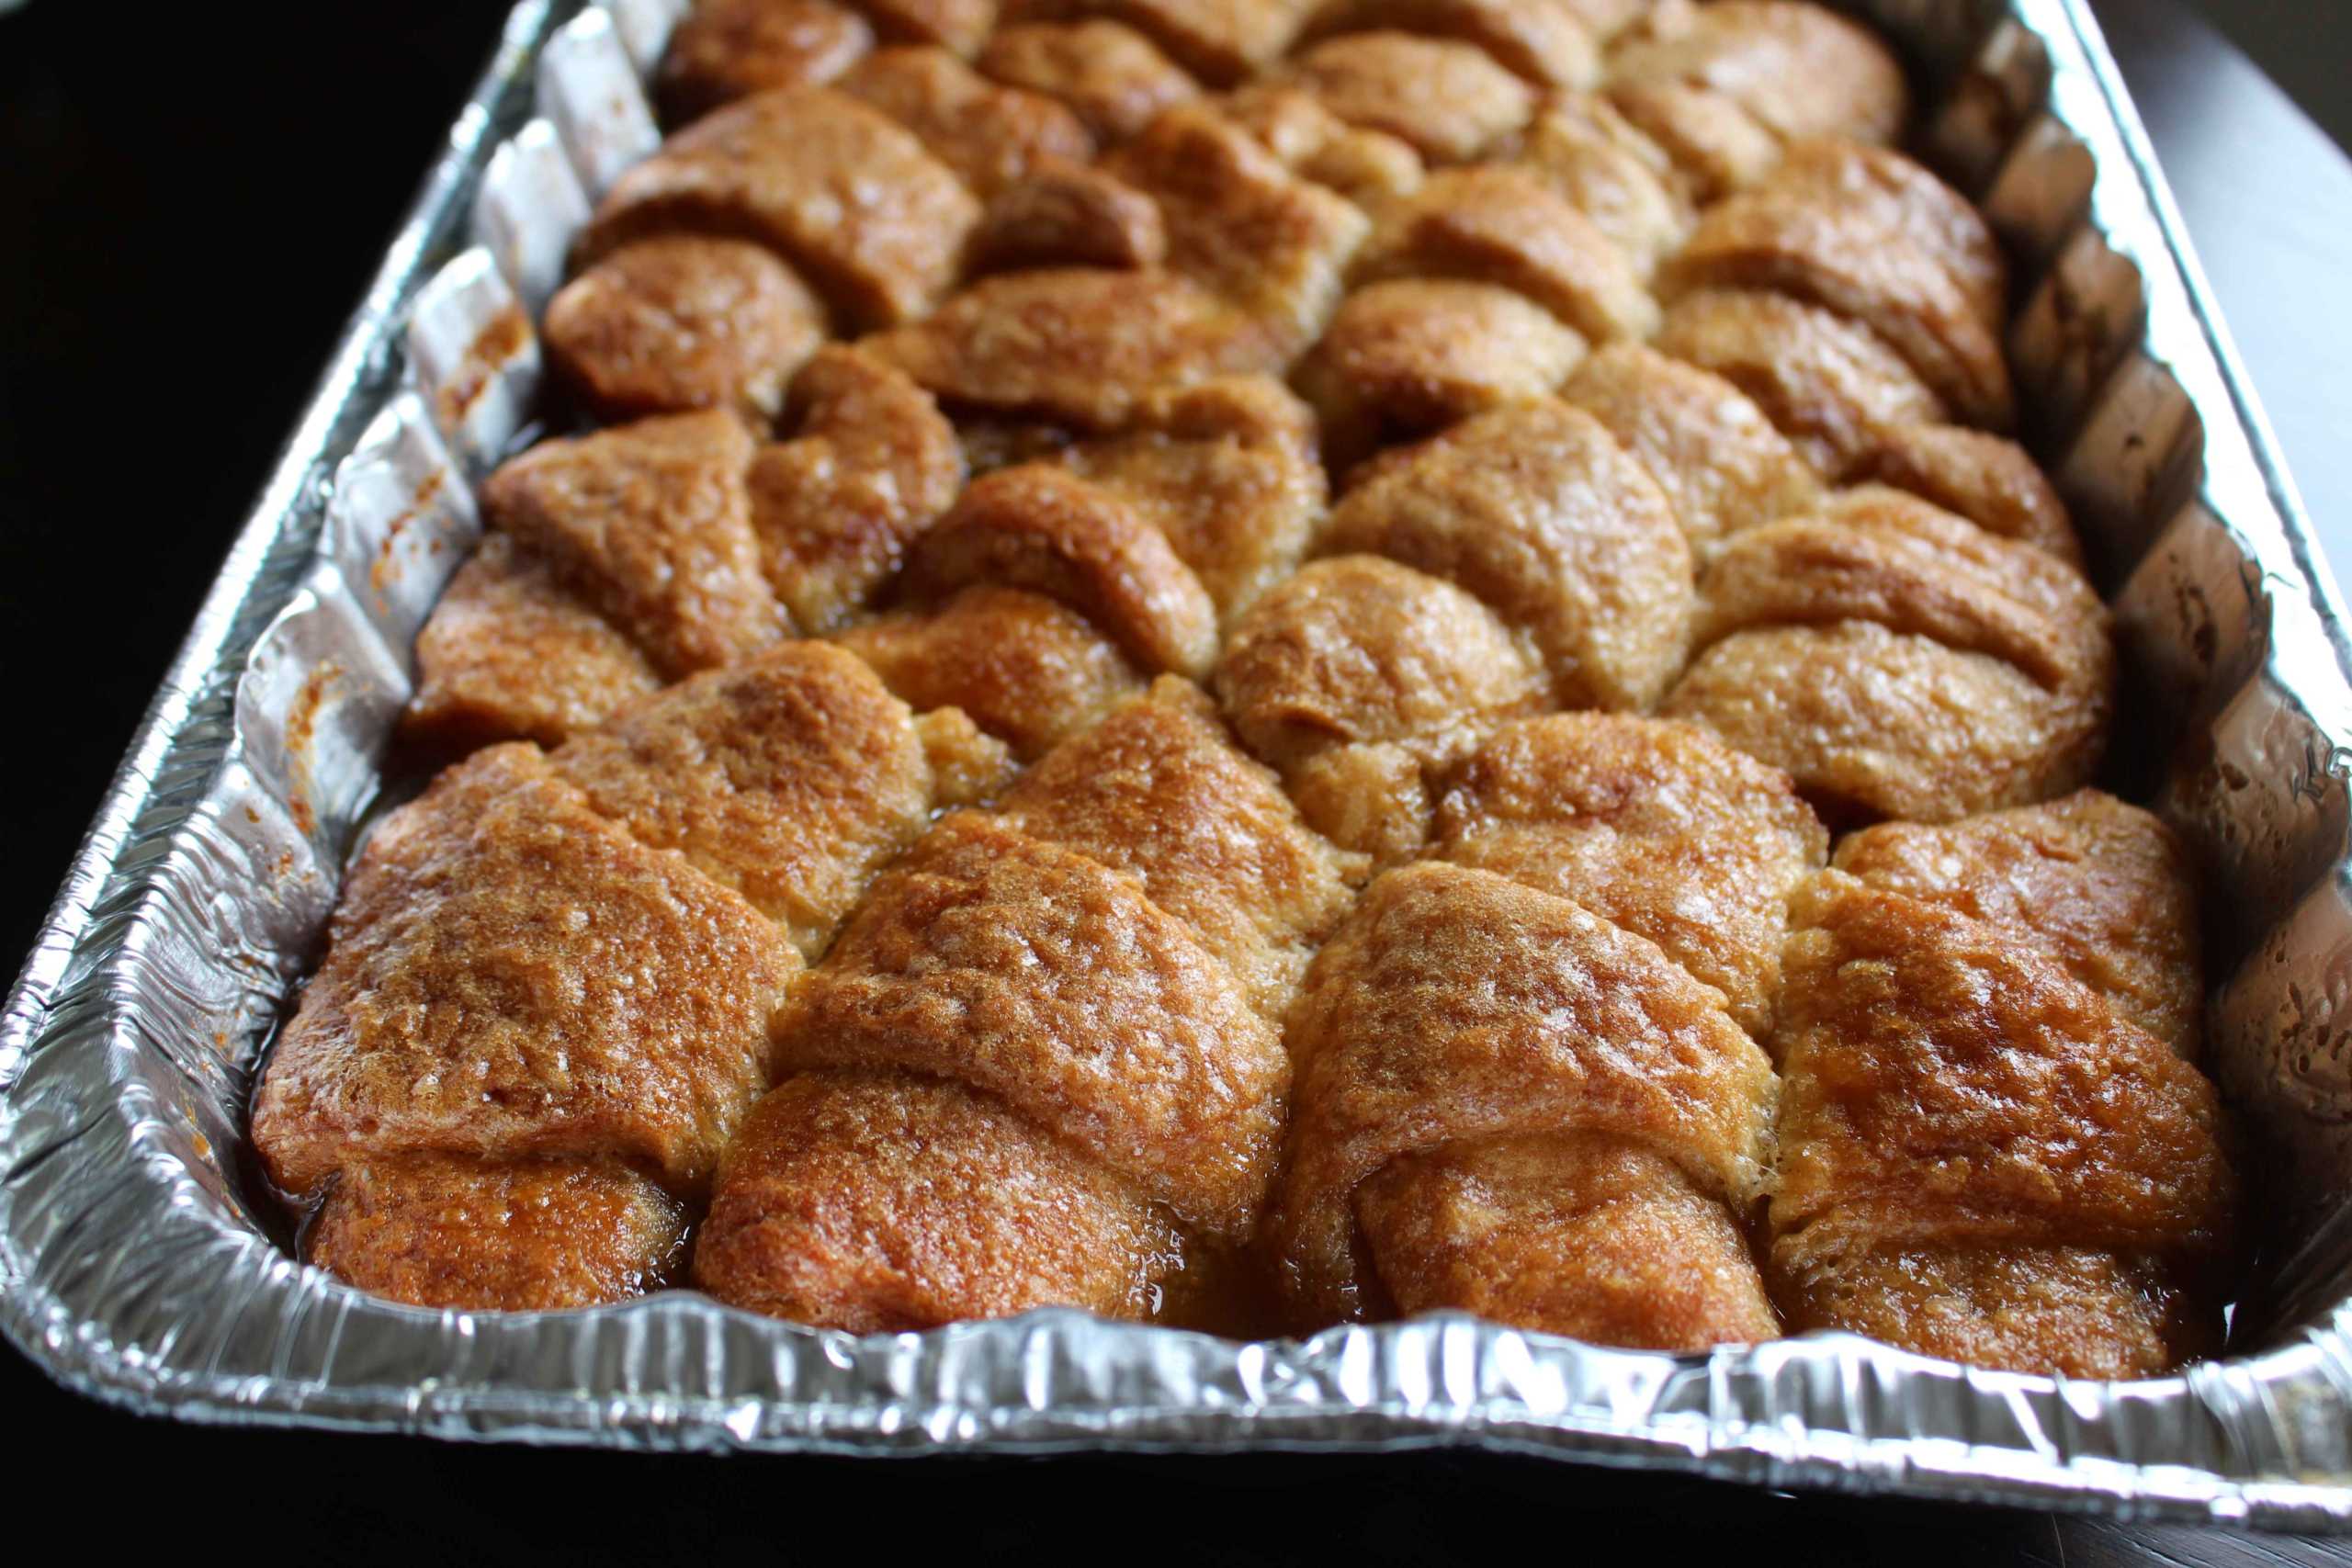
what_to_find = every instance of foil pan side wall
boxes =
[8,0,2352,1529]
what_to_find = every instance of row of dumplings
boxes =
[251,0,2240,1375]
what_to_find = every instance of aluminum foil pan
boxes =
[7,0,2352,1529]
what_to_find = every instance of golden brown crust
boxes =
[863,266,1264,428]
[1104,104,1372,365]
[1218,85,1428,209]
[1054,376,1324,618]
[658,0,876,124]
[582,86,981,330]
[404,534,664,755]
[1773,1244,2214,1379]
[252,744,800,1197]
[1274,862,1775,1323]
[307,1154,687,1312]
[1865,423,2082,568]
[1608,0,1907,145]
[1357,1133,1781,1348]
[1321,398,1693,709]
[862,0,1001,55]
[1605,81,1779,203]
[1430,713,1826,1036]
[1297,0,1602,90]
[1758,139,2008,332]
[978,19,1200,141]
[1214,557,1547,865]
[1506,93,1690,276]
[1560,341,1820,560]
[1275,31,1535,163]
[1768,871,2235,1374]
[1655,288,1948,479]
[905,463,1220,677]
[1350,164,1658,344]
[1665,193,2016,430]
[1694,491,2110,693]
[1216,556,1547,773]
[772,811,1289,1235]
[969,156,1169,273]
[837,585,1147,759]
[550,643,939,960]
[1296,280,1589,461]
[1831,789,2203,1059]
[836,44,1096,197]
[1001,677,1363,1021]
[1666,625,2091,828]
[1666,491,2113,823]
[479,411,780,679]
[746,346,966,633]
[543,236,824,426]
[695,1070,1168,1328]
[1007,0,1317,84]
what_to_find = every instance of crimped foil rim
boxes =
[6,0,2352,1529]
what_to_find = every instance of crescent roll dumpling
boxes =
[1215,556,1549,865]
[304,1152,692,1314]
[261,639,1012,1311]
[1560,341,1821,562]
[1607,0,1907,146]
[1272,31,1536,162]
[1052,376,1325,620]
[1864,423,2081,568]
[837,585,1147,759]
[1507,94,1692,277]
[1349,164,1659,344]
[252,744,801,1304]
[999,678,1363,1021]
[549,642,956,960]
[976,19,1200,141]
[1320,398,1693,710]
[1664,490,2114,824]
[471,410,780,680]
[1768,872,2236,1377]
[1295,0,1603,91]
[542,236,826,426]
[745,346,966,634]
[1605,79,1780,204]
[1831,789,2203,1060]
[837,45,1095,197]
[254,742,801,1197]
[865,267,1265,428]
[1655,288,1946,479]
[581,86,981,330]
[1104,105,1372,365]
[1218,85,1429,209]
[862,0,1002,56]
[1430,713,1826,1035]
[657,0,876,124]
[1273,862,1778,1345]
[905,463,1220,677]
[1296,280,1589,462]
[705,809,1290,1325]
[1004,0,1317,85]
[1752,138,2008,333]
[1664,191,2015,430]
[402,533,664,757]
[969,156,1170,273]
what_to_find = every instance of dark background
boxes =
[5,2,2351,1562]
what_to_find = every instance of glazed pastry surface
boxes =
[273,0,2242,1375]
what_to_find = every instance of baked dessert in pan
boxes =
[250,0,2241,1380]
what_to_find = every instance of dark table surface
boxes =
[4,2,2350,1562]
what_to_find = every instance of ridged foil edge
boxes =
[7,0,2352,1529]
